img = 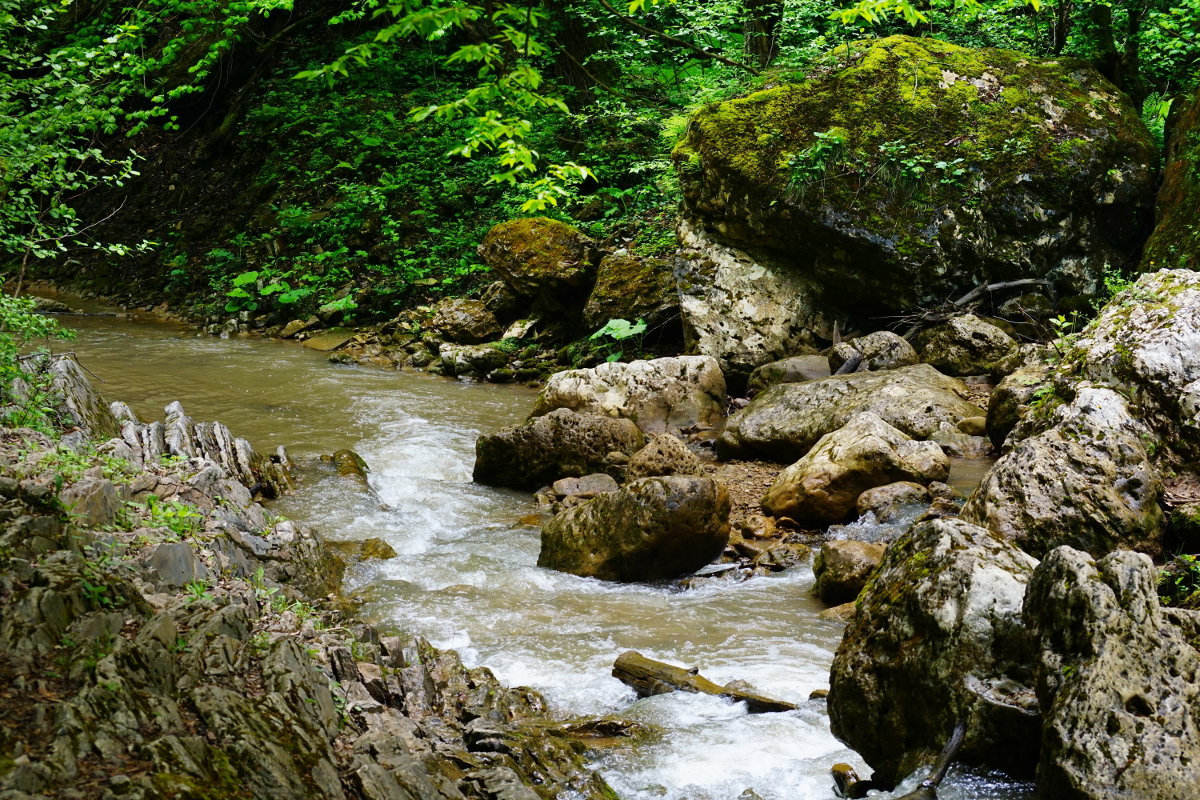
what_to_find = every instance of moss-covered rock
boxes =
[582,251,680,339]
[676,36,1156,329]
[1141,86,1200,272]
[477,217,600,323]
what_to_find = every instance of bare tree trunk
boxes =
[743,0,782,68]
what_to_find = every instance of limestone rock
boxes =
[986,363,1054,451]
[303,328,355,351]
[963,387,1164,559]
[718,364,981,462]
[829,331,918,373]
[675,36,1155,334]
[533,356,726,437]
[676,219,829,383]
[828,518,1041,787]
[582,251,679,337]
[1065,269,1200,461]
[762,413,948,524]
[430,298,503,344]
[473,408,645,490]
[812,540,886,605]
[538,476,730,581]
[1024,547,1200,799]
[438,343,508,377]
[745,354,830,396]
[48,355,120,439]
[856,481,930,519]
[625,434,703,480]
[59,478,121,528]
[916,314,1019,377]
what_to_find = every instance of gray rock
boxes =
[718,364,981,462]
[625,434,703,480]
[146,542,208,588]
[963,387,1165,559]
[533,356,726,437]
[829,331,918,373]
[551,473,620,499]
[745,354,831,396]
[856,481,930,520]
[538,476,730,581]
[675,220,830,383]
[829,518,1040,787]
[438,343,508,377]
[986,363,1054,451]
[916,314,1019,376]
[1024,547,1200,799]
[48,356,120,439]
[59,478,121,528]
[762,413,948,525]
[1066,269,1200,461]
[473,408,645,490]
[813,540,886,605]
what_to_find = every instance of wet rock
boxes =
[438,343,509,378]
[582,251,680,338]
[745,354,830,396]
[813,540,886,605]
[58,478,121,528]
[330,449,371,491]
[539,476,730,581]
[281,317,320,338]
[625,434,703,480]
[829,518,1040,787]
[762,413,949,524]
[675,36,1155,336]
[829,331,918,373]
[533,356,726,437]
[963,387,1165,559]
[717,364,982,462]
[1065,269,1200,461]
[1024,547,1200,799]
[430,298,503,345]
[473,408,645,491]
[916,314,1019,377]
[477,217,600,318]
[675,219,829,383]
[856,481,930,520]
[359,538,398,560]
[303,327,355,351]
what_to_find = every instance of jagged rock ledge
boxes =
[0,356,624,800]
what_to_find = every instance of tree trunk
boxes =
[743,0,782,68]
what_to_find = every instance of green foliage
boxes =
[139,494,203,540]
[0,293,75,432]
[589,317,647,362]
[1159,553,1200,608]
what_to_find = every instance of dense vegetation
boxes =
[1,0,1198,323]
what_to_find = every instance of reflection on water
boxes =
[57,301,1028,800]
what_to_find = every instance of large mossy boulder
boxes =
[1024,547,1200,800]
[473,408,645,490]
[762,412,948,525]
[963,387,1165,559]
[582,251,680,340]
[533,356,726,437]
[538,476,730,582]
[717,364,981,462]
[477,217,600,319]
[828,518,1041,788]
[1141,87,1200,273]
[675,36,1156,339]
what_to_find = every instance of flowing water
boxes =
[54,299,1033,800]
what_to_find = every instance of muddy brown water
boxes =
[55,300,1032,800]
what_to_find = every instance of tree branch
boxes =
[595,0,761,76]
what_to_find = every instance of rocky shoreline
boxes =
[0,357,626,800]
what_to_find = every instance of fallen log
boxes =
[612,650,799,714]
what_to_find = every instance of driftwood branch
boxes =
[612,650,798,713]
[952,278,1052,307]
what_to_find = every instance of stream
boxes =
[55,301,1034,800]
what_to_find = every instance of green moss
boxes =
[1141,87,1200,272]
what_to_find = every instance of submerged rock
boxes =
[828,518,1040,787]
[718,364,981,462]
[533,356,726,437]
[473,408,644,490]
[538,476,730,581]
[675,36,1155,339]
[1024,547,1200,799]
[963,387,1164,559]
[762,412,948,525]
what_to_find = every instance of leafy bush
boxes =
[0,293,76,432]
